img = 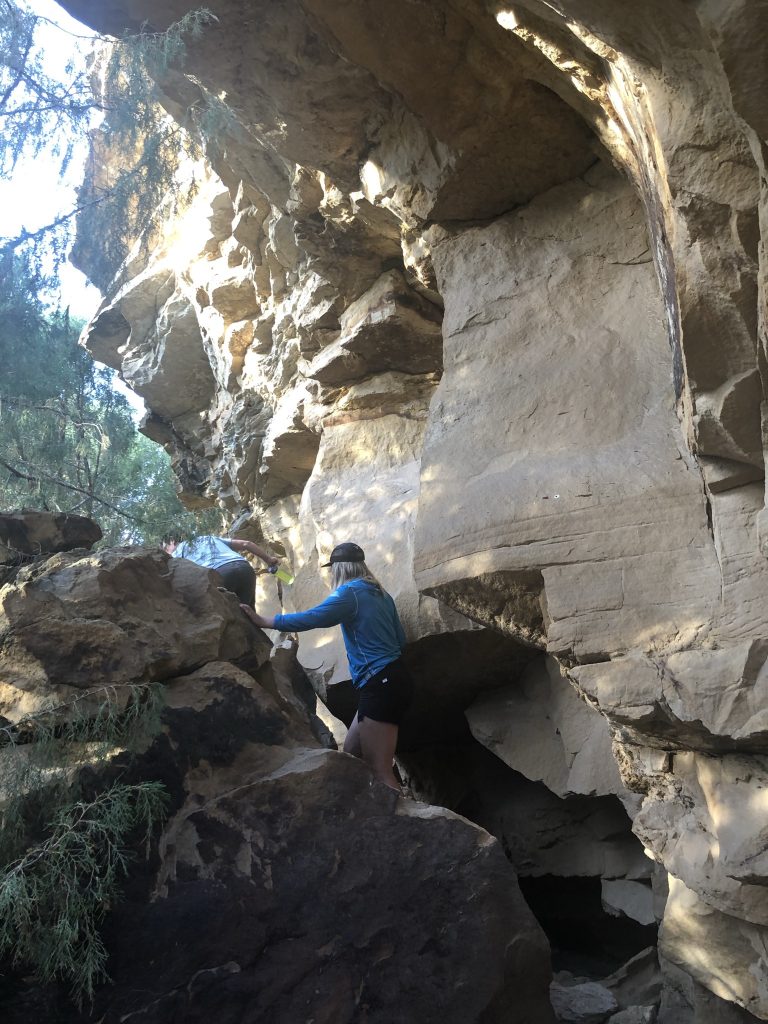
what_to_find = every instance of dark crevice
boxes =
[519,875,657,977]
[396,730,657,987]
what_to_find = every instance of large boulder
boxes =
[0,510,102,564]
[0,546,257,721]
[1,659,557,1024]
[0,547,556,1022]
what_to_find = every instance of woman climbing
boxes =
[163,533,278,608]
[241,542,413,793]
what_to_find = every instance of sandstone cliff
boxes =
[49,0,768,1019]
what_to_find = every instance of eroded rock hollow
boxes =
[36,0,768,1019]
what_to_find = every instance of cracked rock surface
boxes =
[47,0,768,1017]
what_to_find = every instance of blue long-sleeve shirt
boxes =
[273,578,407,687]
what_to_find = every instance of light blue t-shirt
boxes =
[273,578,406,687]
[174,536,244,571]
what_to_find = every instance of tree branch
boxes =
[0,122,186,258]
[1,398,106,439]
[0,35,32,113]
[0,455,141,521]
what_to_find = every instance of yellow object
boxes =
[270,566,294,585]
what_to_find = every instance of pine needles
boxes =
[0,780,167,1006]
[78,9,220,288]
[0,683,168,1004]
[1,5,221,285]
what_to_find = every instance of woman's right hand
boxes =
[240,604,276,629]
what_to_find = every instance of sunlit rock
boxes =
[0,546,255,721]
[660,876,768,1020]
[60,0,768,1015]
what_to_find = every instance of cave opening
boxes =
[396,724,657,986]
[318,623,658,989]
[519,874,657,977]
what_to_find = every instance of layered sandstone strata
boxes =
[59,0,768,1019]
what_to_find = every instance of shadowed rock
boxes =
[0,510,102,564]
[0,555,556,1024]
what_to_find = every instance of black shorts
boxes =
[357,658,414,725]
[215,559,256,607]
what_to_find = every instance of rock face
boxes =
[0,509,101,570]
[550,979,618,1023]
[52,0,768,1019]
[0,545,255,720]
[0,540,554,1023]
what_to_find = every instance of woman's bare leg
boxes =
[358,718,400,791]
[343,713,363,758]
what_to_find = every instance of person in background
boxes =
[241,542,413,793]
[163,533,278,609]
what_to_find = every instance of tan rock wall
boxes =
[62,0,768,1016]
[416,165,719,661]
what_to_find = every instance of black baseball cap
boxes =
[322,542,365,567]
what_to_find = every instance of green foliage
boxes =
[98,431,223,545]
[0,683,165,850]
[0,251,224,544]
[0,683,168,1004]
[0,0,94,177]
[0,3,219,283]
[0,781,167,1005]
[0,261,133,520]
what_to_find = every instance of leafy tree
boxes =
[0,780,167,1005]
[0,252,223,543]
[0,1,217,285]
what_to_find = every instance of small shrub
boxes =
[0,684,168,1004]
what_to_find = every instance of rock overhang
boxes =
[51,0,768,1017]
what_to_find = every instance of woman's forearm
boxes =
[247,541,274,563]
[227,538,278,565]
